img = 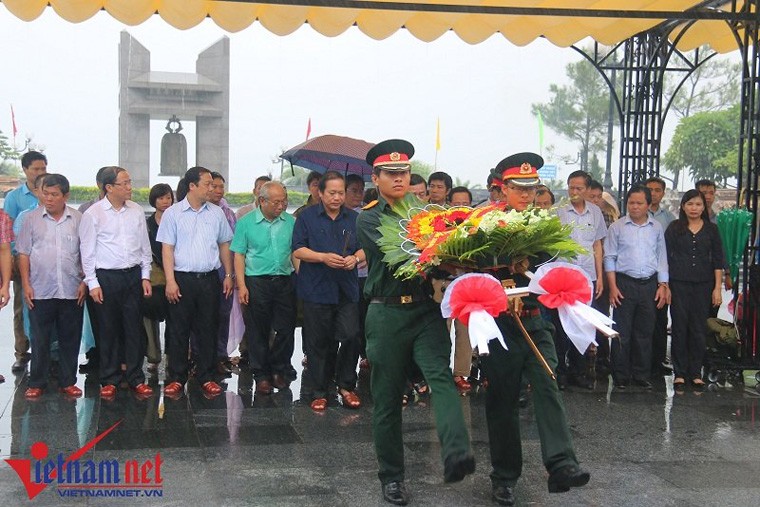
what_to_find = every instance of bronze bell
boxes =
[160,115,187,176]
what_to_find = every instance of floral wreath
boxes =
[377,195,585,280]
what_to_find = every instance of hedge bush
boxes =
[66,187,308,207]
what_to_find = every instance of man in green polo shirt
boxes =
[232,181,296,395]
[357,139,474,506]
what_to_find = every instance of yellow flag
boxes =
[436,117,441,151]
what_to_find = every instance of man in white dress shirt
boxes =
[80,166,153,399]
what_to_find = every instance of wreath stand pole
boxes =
[512,313,556,381]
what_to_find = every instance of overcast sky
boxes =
[0,6,732,193]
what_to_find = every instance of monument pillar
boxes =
[118,32,230,188]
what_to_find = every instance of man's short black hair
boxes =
[184,166,212,187]
[21,151,47,169]
[307,171,322,186]
[448,186,472,204]
[318,170,345,192]
[428,171,453,190]
[345,174,364,189]
[255,175,272,186]
[210,171,225,182]
[589,180,603,192]
[409,173,427,190]
[95,166,110,190]
[567,170,591,187]
[149,183,175,208]
[644,176,666,190]
[101,166,127,188]
[42,173,69,195]
[536,185,555,204]
[410,173,427,187]
[695,179,716,190]
[627,184,652,205]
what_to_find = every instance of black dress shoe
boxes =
[382,481,409,506]
[443,452,476,483]
[492,484,516,506]
[633,379,653,390]
[272,374,290,390]
[614,379,628,390]
[569,375,594,390]
[11,359,26,372]
[547,464,590,493]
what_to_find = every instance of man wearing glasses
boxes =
[80,166,153,399]
[231,181,297,396]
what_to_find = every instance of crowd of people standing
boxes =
[0,147,728,505]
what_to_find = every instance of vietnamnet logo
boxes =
[4,420,164,500]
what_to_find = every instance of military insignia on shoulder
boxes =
[362,200,379,210]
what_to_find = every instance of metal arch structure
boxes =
[571,16,724,203]
[572,0,760,361]
[731,0,760,362]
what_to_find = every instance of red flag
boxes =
[305,117,312,141]
[10,105,18,140]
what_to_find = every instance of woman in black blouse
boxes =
[664,189,724,389]
[143,184,174,372]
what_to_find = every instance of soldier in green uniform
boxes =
[484,153,590,506]
[357,139,475,506]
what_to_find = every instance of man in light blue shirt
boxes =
[604,185,669,390]
[555,170,607,389]
[157,167,234,398]
[4,151,47,372]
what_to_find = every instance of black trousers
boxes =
[95,267,146,387]
[166,271,220,385]
[652,303,669,370]
[84,298,101,363]
[358,277,369,359]
[303,299,360,399]
[554,280,601,378]
[611,275,657,382]
[28,299,83,389]
[670,280,712,379]
[216,270,234,359]
[244,275,296,382]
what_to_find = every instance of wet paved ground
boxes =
[0,298,759,506]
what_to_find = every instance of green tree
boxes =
[0,130,22,177]
[663,50,740,188]
[662,104,739,187]
[410,160,434,180]
[531,56,610,174]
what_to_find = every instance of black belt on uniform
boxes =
[616,273,657,284]
[97,265,139,273]
[176,270,216,279]
[370,295,428,305]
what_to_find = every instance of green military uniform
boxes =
[480,263,580,487]
[483,152,587,499]
[357,194,472,485]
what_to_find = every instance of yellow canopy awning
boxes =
[0,0,747,51]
